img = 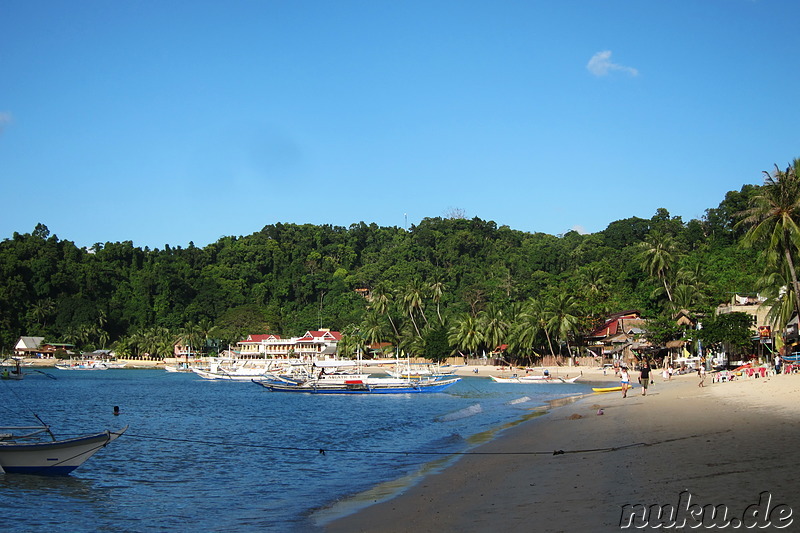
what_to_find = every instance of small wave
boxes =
[506,396,531,405]
[435,403,482,422]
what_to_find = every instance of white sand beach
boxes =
[325,367,800,532]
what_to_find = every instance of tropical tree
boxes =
[31,298,55,328]
[637,231,683,304]
[739,159,800,318]
[509,298,549,365]
[402,280,427,337]
[756,264,796,332]
[543,294,581,358]
[518,297,556,358]
[368,283,399,337]
[697,312,755,357]
[448,313,483,358]
[478,303,508,355]
[429,280,445,325]
[360,310,388,354]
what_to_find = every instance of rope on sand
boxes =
[124,431,715,457]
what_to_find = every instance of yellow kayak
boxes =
[592,385,636,393]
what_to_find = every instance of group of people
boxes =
[618,360,709,397]
[618,362,653,398]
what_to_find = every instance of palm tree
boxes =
[479,304,507,355]
[31,298,55,328]
[430,280,445,325]
[360,311,387,354]
[402,281,426,337]
[756,264,796,333]
[578,264,609,317]
[519,297,556,358]
[544,294,580,359]
[448,314,483,358]
[740,159,800,317]
[669,284,704,314]
[637,232,682,303]
[369,283,399,337]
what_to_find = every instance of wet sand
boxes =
[324,368,800,532]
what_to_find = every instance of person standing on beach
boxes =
[639,361,651,396]
[698,365,706,387]
[620,366,630,398]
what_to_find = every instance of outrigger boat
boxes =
[0,423,127,475]
[489,374,580,384]
[253,375,461,394]
[1,358,25,380]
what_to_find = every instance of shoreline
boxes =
[310,366,613,529]
[311,390,590,529]
[324,370,800,532]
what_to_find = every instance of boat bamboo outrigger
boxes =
[0,422,127,475]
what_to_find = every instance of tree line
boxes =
[2,160,798,362]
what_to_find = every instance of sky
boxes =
[2,0,799,250]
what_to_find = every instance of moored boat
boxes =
[55,360,110,370]
[1,358,25,380]
[0,425,127,475]
[489,374,580,384]
[253,376,461,394]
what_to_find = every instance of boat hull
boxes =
[254,377,461,394]
[490,375,580,384]
[0,427,127,475]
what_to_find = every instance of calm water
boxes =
[0,369,594,532]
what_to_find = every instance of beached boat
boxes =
[165,362,194,372]
[55,360,110,370]
[489,374,580,384]
[384,361,458,380]
[253,375,461,394]
[191,357,295,381]
[0,424,127,475]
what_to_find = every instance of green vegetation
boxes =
[4,164,800,362]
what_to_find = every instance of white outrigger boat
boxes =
[190,357,281,381]
[255,358,461,394]
[254,375,461,394]
[489,374,580,384]
[0,423,127,475]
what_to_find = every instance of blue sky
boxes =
[2,0,799,249]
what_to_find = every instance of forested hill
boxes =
[0,184,764,358]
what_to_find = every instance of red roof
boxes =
[586,312,641,339]
[241,334,280,343]
[298,330,342,341]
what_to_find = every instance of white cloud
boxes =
[571,225,588,235]
[0,112,11,134]
[587,50,638,77]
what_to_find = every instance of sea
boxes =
[0,369,595,532]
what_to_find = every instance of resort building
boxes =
[715,293,772,335]
[234,329,342,360]
[14,337,74,358]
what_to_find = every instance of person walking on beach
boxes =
[698,365,706,387]
[639,361,651,396]
[620,366,630,398]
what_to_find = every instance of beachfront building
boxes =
[715,293,774,363]
[234,329,341,360]
[13,336,74,358]
[585,311,648,367]
[715,294,771,335]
